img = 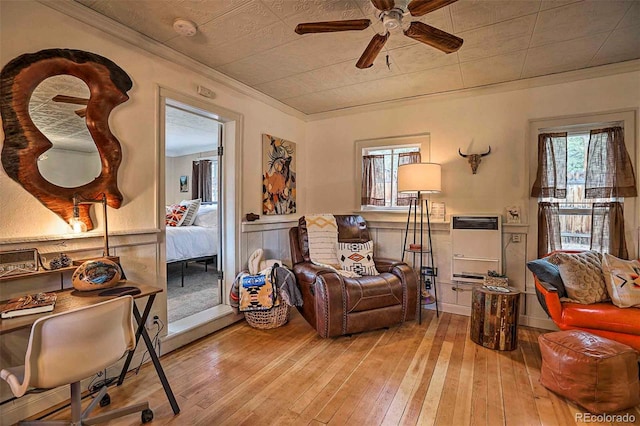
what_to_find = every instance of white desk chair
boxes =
[1,296,153,425]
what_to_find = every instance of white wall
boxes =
[305,71,640,218]
[165,151,216,205]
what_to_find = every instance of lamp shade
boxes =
[398,163,441,193]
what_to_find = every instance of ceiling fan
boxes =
[295,0,463,69]
[52,94,88,118]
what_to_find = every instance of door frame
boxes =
[157,86,244,338]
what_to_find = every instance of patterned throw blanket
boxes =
[305,214,360,278]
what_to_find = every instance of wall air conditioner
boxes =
[451,215,502,284]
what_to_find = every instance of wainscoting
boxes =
[240,216,554,330]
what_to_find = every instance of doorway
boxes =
[163,98,224,325]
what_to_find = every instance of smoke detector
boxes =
[173,19,197,37]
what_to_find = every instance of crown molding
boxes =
[304,59,640,121]
[40,0,307,121]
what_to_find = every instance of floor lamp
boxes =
[398,163,441,320]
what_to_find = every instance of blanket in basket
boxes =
[237,268,279,312]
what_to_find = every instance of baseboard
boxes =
[424,302,472,317]
[519,315,558,330]
[426,302,558,331]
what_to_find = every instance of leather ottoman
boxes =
[539,330,640,413]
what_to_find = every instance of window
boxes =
[539,131,618,250]
[362,146,420,208]
[531,116,637,258]
[356,133,431,211]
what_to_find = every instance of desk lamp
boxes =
[397,162,441,317]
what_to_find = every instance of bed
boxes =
[166,203,218,286]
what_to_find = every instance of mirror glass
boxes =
[31,75,101,188]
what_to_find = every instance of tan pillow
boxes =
[602,254,640,308]
[552,251,608,304]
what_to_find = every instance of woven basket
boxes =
[244,303,290,329]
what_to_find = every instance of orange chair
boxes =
[533,250,640,352]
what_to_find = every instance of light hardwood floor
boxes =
[41,310,640,425]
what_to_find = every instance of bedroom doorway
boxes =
[164,98,223,325]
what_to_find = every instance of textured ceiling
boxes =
[165,105,221,157]
[76,0,640,114]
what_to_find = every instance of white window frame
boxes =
[355,133,431,212]
[527,109,638,260]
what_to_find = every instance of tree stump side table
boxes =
[470,285,521,351]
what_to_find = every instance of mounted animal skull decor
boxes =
[458,146,491,174]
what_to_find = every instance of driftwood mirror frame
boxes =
[0,49,132,231]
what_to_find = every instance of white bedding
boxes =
[166,225,218,263]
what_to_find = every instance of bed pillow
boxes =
[602,254,640,308]
[526,258,567,297]
[165,204,188,227]
[337,241,379,276]
[180,198,201,226]
[196,203,217,215]
[551,251,608,304]
[194,208,217,227]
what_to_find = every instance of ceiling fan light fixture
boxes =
[173,19,197,37]
[382,10,403,30]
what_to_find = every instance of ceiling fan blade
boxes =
[52,94,89,105]
[295,19,371,34]
[74,108,87,118]
[370,0,395,11]
[404,21,463,53]
[356,33,389,69]
[407,0,458,17]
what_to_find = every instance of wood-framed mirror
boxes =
[0,49,132,230]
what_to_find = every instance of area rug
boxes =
[166,262,220,323]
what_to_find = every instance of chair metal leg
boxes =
[81,386,107,420]
[70,382,82,425]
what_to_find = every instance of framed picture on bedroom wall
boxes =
[180,175,188,193]
[262,134,296,215]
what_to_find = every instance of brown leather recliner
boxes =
[289,215,418,338]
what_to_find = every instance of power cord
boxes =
[135,318,164,375]
[87,369,116,396]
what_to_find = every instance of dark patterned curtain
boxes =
[531,132,567,198]
[192,160,212,202]
[591,202,628,259]
[361,155,386,206]
[396,151,421,206]
[585,127,637,198]
[538,202,562,258]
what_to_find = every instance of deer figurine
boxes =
[458,146,491,174]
